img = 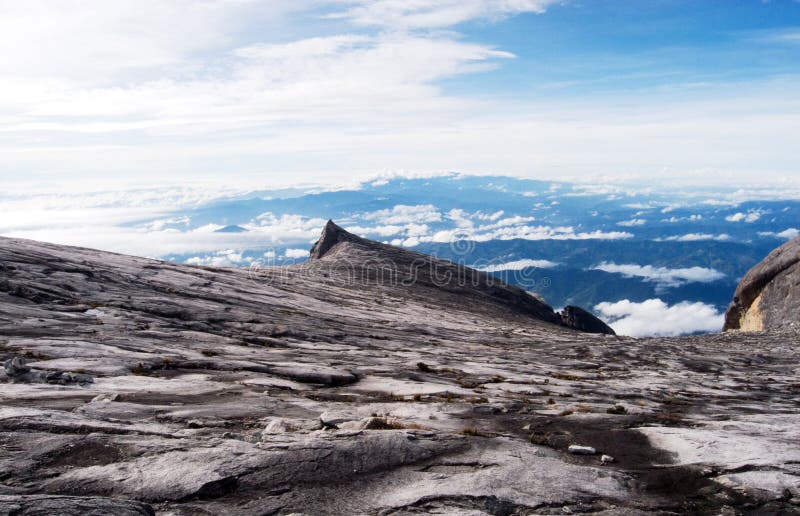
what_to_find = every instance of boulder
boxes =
[724,236,800,331]
[5,357,30,377]
[3,357,93,386]
[261,418,299,436]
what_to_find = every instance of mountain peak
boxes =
[303,221,614,334]
[309,220,359,259]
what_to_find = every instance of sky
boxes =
[1,0,800,192]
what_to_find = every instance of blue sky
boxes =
[456,1,800,94]
[1,0,799,191]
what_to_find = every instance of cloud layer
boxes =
[592,263,725,288]
[594,299,724,337]
[478,259,559,272]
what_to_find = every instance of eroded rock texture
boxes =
[724,235,800,331]
[1,225,799,515]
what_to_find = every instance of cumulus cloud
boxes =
[284,248,309,259]
[594,299,724,337]
[617,218,646,227]
[662,214,703,223]
[758,228,799,240]
[478,259,559,272]
[185,249,246,267]
[474,210,505,221]
[363,205,443,224]
[726,210,763,223]
[593,262,725,288]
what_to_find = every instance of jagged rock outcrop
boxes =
[724,236,800,331]
[309,219,362,259]
[558,305,616,335]
[308,220,610,333]
[1,227,799,514]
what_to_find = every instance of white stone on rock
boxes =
[568,445,597,455]
[261,418,299,437]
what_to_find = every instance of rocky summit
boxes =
[0,224,799,515]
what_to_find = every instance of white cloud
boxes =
[478,259,559,272]
[284,248,309,259]
[726,210,763,223]
[0,1,293,82]
[327,0,559,29]
[250,212,329,238]
[390,236,423,247]
[657,233,731,242]
[617,218,646,227]
[364,205,443,224]
[186,249,246,267]
[662,214,703,223]
[0,197,330,257]
[479,215,537,230]
[594,299,724,337]
[424,226,632,243]
[474,210,504,221]
[347,225,405,237]
[0,2,798,187]
[593,262,725,288]
[758,228,800,240]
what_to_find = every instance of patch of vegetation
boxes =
[362,416,431,431]
[529,432,553,446]
[130,362,150,376]
[416,362,432,372]
[412,393,422,401]
[201,350,218,357]
[363,417,407,430]
[546,398,556,405]
[457,377,486,389]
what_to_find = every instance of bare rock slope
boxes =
[1,225,799,515]
[724,235,800,331]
